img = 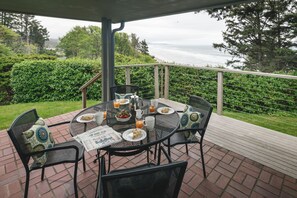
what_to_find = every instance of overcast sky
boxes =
[36,12,226,46]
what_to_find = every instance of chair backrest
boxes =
[189,95,213,137]
[7,109,39,167]
[110,85,139,100]
[101,161,187,198]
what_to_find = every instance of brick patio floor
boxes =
[1,112,296,198]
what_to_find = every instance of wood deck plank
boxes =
[158,98,297,179]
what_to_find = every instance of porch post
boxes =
[101,18,113,102]
[217,71,223,115]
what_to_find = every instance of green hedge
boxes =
[11,59,101,103]
[0,55,56,104]
[168,66,297,114]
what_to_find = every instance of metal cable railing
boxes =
[81,63,296,135]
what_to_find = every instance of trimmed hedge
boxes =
[0,55,56,104]
[168,66,297,114]
[11,59,101,103]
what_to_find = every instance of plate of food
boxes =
[157,107,175,115]
[76,113,95,123]
[119,99,129,105]
[115,110,132,122]
[122,128,147,142]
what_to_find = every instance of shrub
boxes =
[11,59,100,103]
[0,55,56,104]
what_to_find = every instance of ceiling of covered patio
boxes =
[0,0,254,23]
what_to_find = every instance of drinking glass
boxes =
[144,116,155,132]
[95,112,104,125]
[113,100,120,108]
[135,118,144,129]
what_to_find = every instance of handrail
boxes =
[80,73,101,108]
[116,63,297,80]
[79,73,102,91]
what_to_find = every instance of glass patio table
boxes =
[69,99,180,154]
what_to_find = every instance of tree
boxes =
[114,32,135,56]
[29,20,49,51]
[130,33,140,52]
[207,0,297,72]
[0,24,19,55]
[139,40,149,55]
[0,12,49,52]
[58,26,102,59]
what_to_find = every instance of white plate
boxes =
[122,129,147,142]
[76,113,95,123]
[119,99,129,105]
[157,107,175,115]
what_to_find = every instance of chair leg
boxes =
[146,149,150,163]
[108,153,111,173]
[154,144,158,160]
[24,171,30,198]
[200,143,206,178]
[185,143,189,155]
[82,154,86,172]
[167,138,171,157]
[41,167,45,180]
[73,162,79,198]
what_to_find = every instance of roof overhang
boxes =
[0,0,255,23]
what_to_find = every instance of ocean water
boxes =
[148,43,232,67]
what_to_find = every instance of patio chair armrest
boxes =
[157,146,172,165]
[176,128,203,133]
[48,121,71,128]
[26,144,80,160]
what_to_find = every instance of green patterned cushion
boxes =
[22,118,55,166]
[115,92,134,99]
[179,105,202,140]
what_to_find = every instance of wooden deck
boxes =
[158,98,297,179]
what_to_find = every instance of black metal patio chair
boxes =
[7,109,86,198]
[95,146,187,198]
[162,95,213,178]
[110,85,139,100]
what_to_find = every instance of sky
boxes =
[36,12,225,45]
[36,12,228,65]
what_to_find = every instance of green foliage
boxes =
[167,66,297,114]
[58,25,152,59]
[0,55,56,104]
[58,26,101,59]
[0,12,49,51]
[207,0,297,72]
[11,59,100,103]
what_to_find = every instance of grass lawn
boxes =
[0,100,98,130]
[224,111,297,137]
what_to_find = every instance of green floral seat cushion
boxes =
[22,118,55,166]
[179,105,202,140]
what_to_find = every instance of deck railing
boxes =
[114,63,297,116]
[80,64,296,132]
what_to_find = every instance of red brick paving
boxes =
[1,111,297,198]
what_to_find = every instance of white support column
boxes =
[125,67,131,85]
[164,65,169,99]
[217,71,223,115]
[154,65,159,99]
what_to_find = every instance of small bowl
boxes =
[115,113,132,122]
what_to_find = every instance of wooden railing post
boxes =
[217,71,223,115]
[164,65,169,99]
[82,88,87,109]
[125,67,131,85]
[79,73,102,109]
[154,65,159,99]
